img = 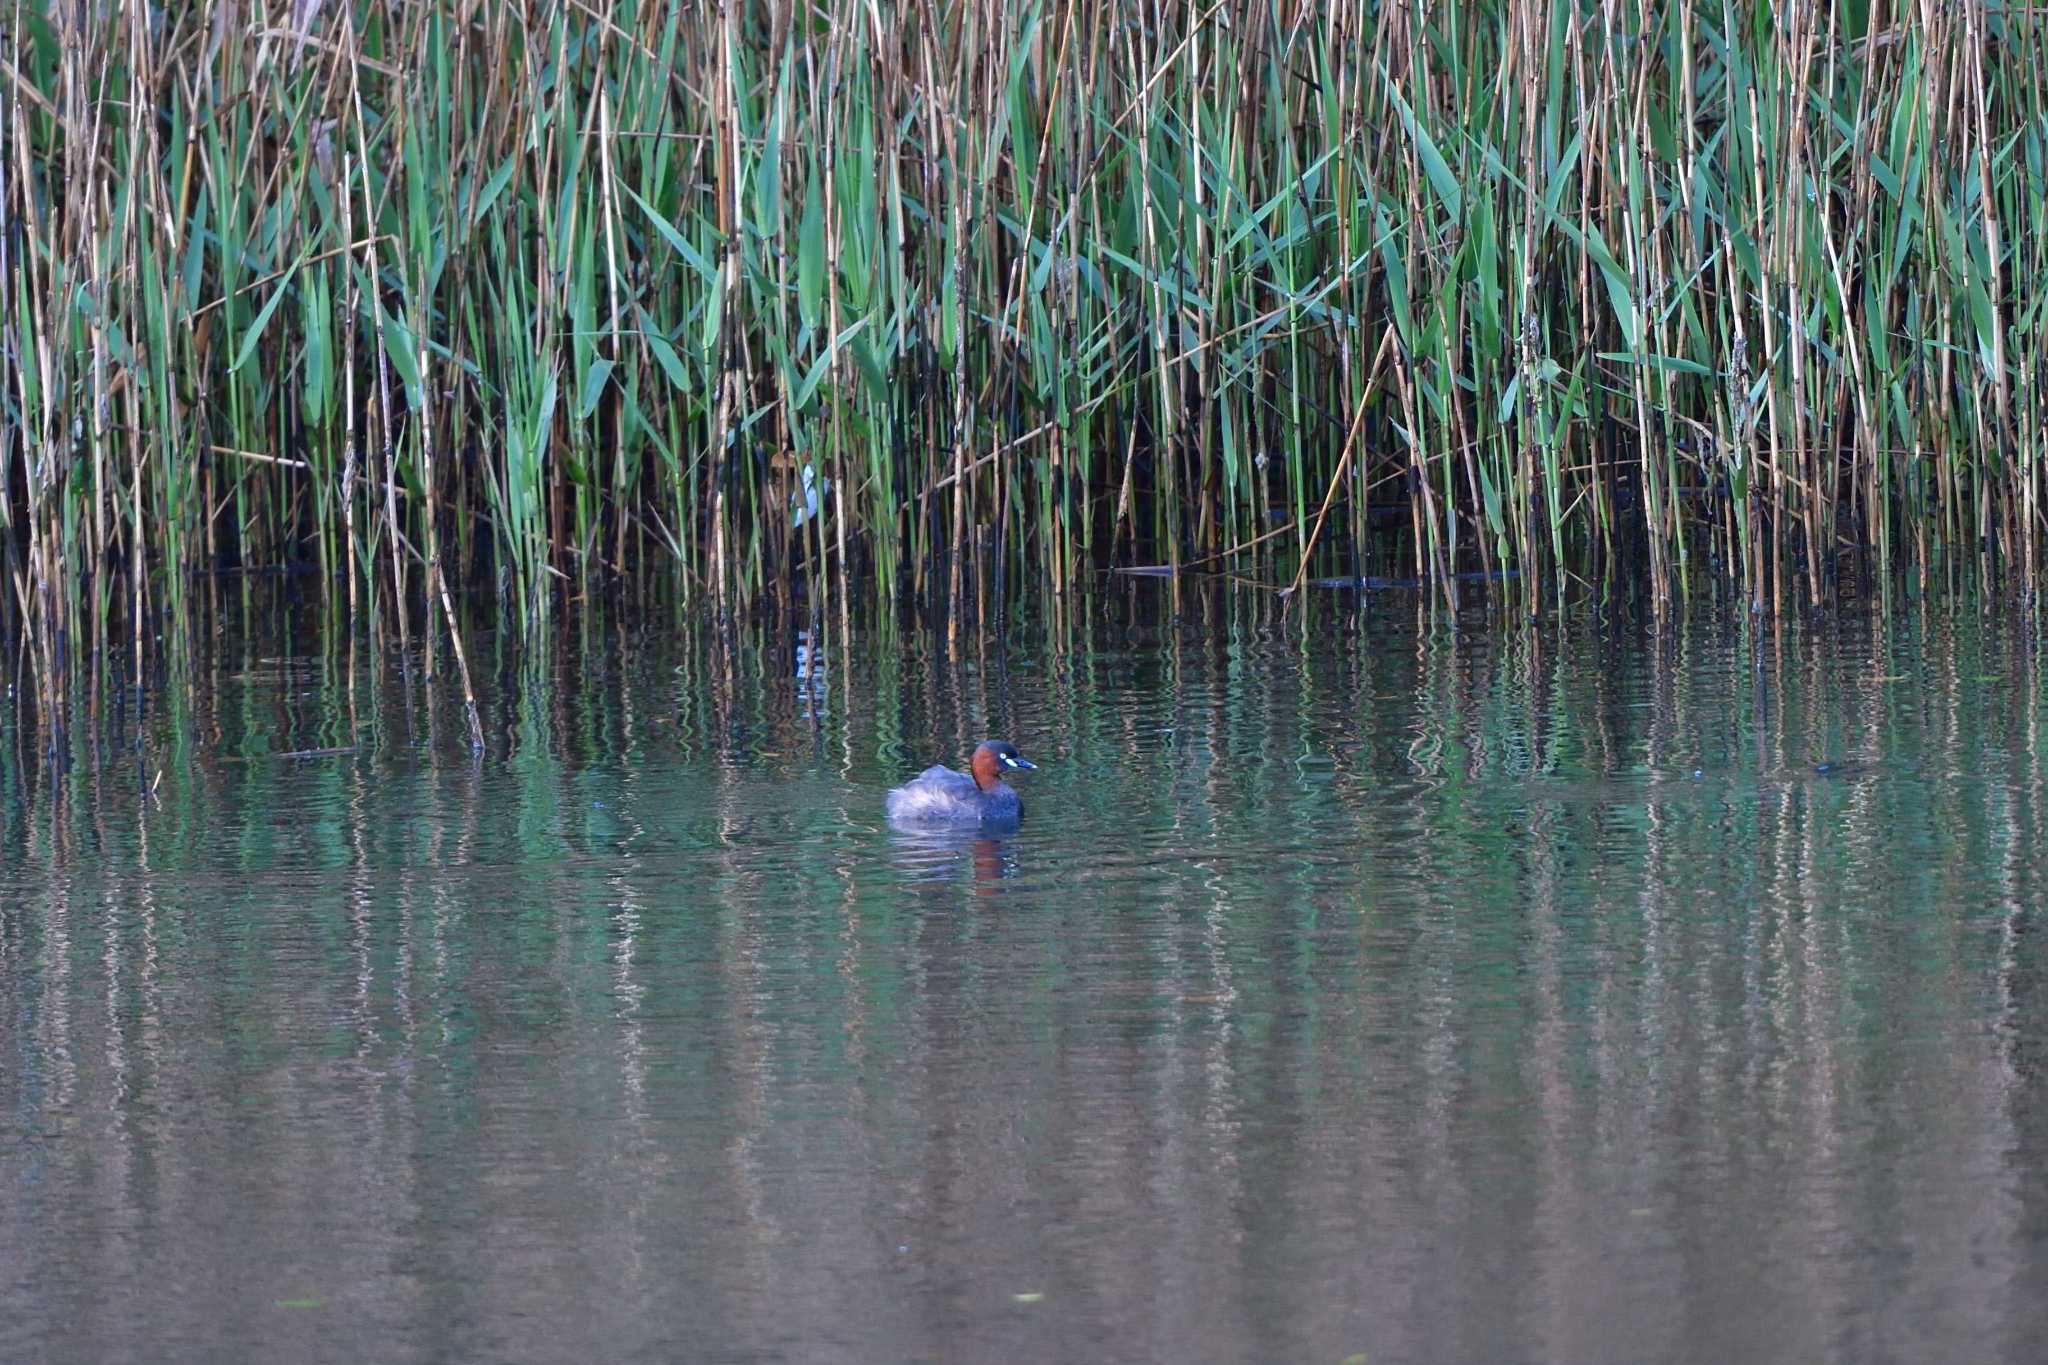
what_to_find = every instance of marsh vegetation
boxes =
[4,0,2043,688]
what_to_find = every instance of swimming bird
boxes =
[884,740,1037,827]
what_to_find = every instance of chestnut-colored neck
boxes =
[969,746,1002,791]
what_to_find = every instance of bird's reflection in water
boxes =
[887,823,1020,888]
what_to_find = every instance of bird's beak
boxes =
[1002,755,1036,770]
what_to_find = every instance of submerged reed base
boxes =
[4,0,2046,692]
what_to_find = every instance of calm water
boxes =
[4,588,2047,1364]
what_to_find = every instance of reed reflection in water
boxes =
[2,587,2045,1364]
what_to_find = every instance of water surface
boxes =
[4,591,2047,1363]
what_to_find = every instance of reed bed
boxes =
[3,0,2044,672]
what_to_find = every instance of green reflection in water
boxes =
[2,586,2046,1364]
